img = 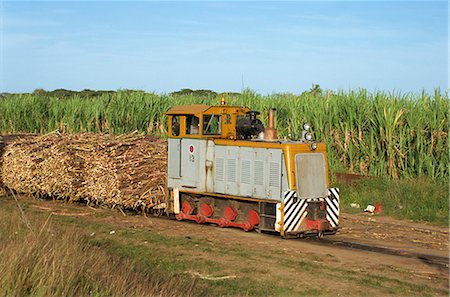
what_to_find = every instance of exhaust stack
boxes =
[264,108,278,140]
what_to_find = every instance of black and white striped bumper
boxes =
[281,188,340,233]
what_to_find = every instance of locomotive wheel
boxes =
[224,205,238,221]
[173,193,277,233]
[248,209,260,226]
[153,208,163,217]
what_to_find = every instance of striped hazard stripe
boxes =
[325,188,340,227]
[283,188,340,232]
[283,191,308,233]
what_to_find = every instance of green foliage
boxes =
[31,88,116,99]
[32,88,47,96]
[337,177,449,225]
[0,88,448,180]
[303,83,323,96]
[171,88,218,97]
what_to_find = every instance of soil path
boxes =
[10,195,449,296]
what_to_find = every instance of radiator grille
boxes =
[241,159,251,184]
[215,157,224,181]
[269,162,280,187]
[254,160,264,185]
[226,158,237,182]
[295,153,327,199]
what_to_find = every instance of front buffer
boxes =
[280,188,340,238]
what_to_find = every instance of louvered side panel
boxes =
[269,162,280,188]
[214,146,226,194]
[241,160,251,184]
[226,159,237,182]
[267,149,283,200]
[225,146,239,196]
[216,158,225,181]
[238,147,254,197]
[254,161,265,185]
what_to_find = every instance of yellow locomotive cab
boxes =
[164,100,340,238]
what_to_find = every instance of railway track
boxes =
[305,237,450,270]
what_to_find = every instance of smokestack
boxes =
[264,108,278,140]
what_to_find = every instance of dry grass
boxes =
[0,199,194,297]
[2,133,167,212]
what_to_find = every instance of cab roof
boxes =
[164,104,250,116]
[164,104,210,115]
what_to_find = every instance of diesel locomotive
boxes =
[164,99,339,238]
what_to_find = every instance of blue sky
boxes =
[0,1,447,94]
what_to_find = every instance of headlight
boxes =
[303,123,311,131]
[311,143,317,150]
[305,132,312,141]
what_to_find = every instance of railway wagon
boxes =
[164,100,340,238]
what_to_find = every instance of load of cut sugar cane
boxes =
[1,133,167,212]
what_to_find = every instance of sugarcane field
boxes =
[0,88,448,297]
[1,1,448,296]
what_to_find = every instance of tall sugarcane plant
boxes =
[0,89,447,180]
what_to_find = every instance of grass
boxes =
[0,207,199,296]
[335,176,449,225]
[0,193,448,297]
[0,88,448,180]
[0,195,294,296]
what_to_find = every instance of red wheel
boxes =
[224,206,237,221]
[181,200,194,215]
[199,203,214,217]
[248,209,260,226]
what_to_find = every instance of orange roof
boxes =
[164,104,211,115]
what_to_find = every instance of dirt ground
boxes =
[5,194,448,296]
[337,212,448,254]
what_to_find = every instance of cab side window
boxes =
[171,116,180,136]
[186,115,200,135]
[203,114,221,135]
